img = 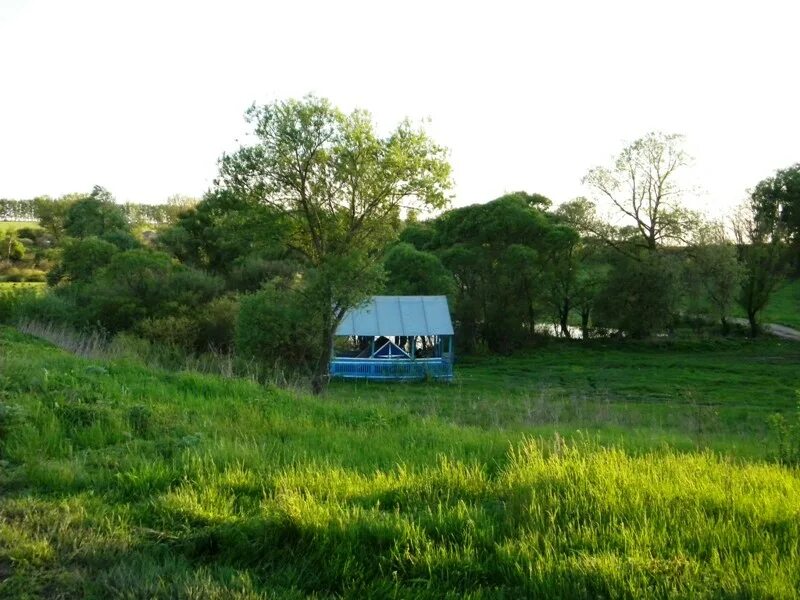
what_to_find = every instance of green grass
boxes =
[762,278,800,330]
[329,337,800,458]
[1,327,800,598]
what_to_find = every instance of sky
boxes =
[1,0,798,219]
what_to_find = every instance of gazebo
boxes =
[329,295,454,381]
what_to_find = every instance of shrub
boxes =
[78,250,223,332]
[195,295,239,352]
[236,282,320,368]
[59,236,118,283]
[14,292,79,327]
[136,315,199,348]
[3,233,25,261]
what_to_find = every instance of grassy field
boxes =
[0,282,46,290]
[2,326,800,598]
[0,221,39,234]
[329,337,800,458]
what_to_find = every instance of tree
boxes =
[750,163,800,269]
[583,132,698,252]
[383,243,455,297]
[3,232,25,261]
[159,188,290,276]
[217,95,452,392]
[594,251,682,338]
[686,223,743,334]
[733,201,787,337]
[58,237,119,283]
[34,195,78,240]
[64,186,130,241]
[431,193,553,352]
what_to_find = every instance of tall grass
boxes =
[1,326,800,598]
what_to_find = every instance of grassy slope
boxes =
[762,278,800,330]
[1,327,800,598]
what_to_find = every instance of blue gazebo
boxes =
[329,295,454,381]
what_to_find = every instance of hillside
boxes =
[1,327,800,598]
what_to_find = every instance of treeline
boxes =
[2,96,798,392]
[0,195,194,225]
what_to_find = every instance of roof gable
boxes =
[335,296,454,337]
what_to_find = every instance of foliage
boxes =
[751,162,800,249]
[159,188,289,274]
[236,281,321,368]
[733,201,789,336]
[768,400,800,466]
[74,250,224,332]
[686,224,743,333]
[383,242,455,296]
[594,251,683,337]
[63,186,130,241]
[3,232,25,261]
[58,236,118,283]
[583,132,699,251]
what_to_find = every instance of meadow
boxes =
[2,326,800,598]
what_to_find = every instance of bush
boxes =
[136,315,200,348]
[14,292,79,327]
[227,256,300,292]
[195,295,239,352]
[3,233,25,261]
[78,250,223,332]
[236,282,320,368]
[59,236,118,282]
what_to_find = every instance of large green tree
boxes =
[750,163,800,269]
[217,95,452,392]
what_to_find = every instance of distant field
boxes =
[0,220,39,234]
[0,281,46,290]
[1,326,799,597]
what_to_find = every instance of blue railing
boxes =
[329,357,453,381]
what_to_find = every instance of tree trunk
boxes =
[720,315,730,336]
[581,307,590,341]
[311,311,334,395]
[747,310,758,338]
[560,299,571,339]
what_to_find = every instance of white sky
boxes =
[1,0,798,218]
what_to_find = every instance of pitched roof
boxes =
[335,296,454,337]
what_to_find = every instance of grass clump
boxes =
[1,326,800,598]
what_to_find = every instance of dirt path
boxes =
[729,318,800,341]
[764,323,800,342]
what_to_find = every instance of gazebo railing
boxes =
[329,357,453,381]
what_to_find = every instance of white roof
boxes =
[336,295,454,337]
